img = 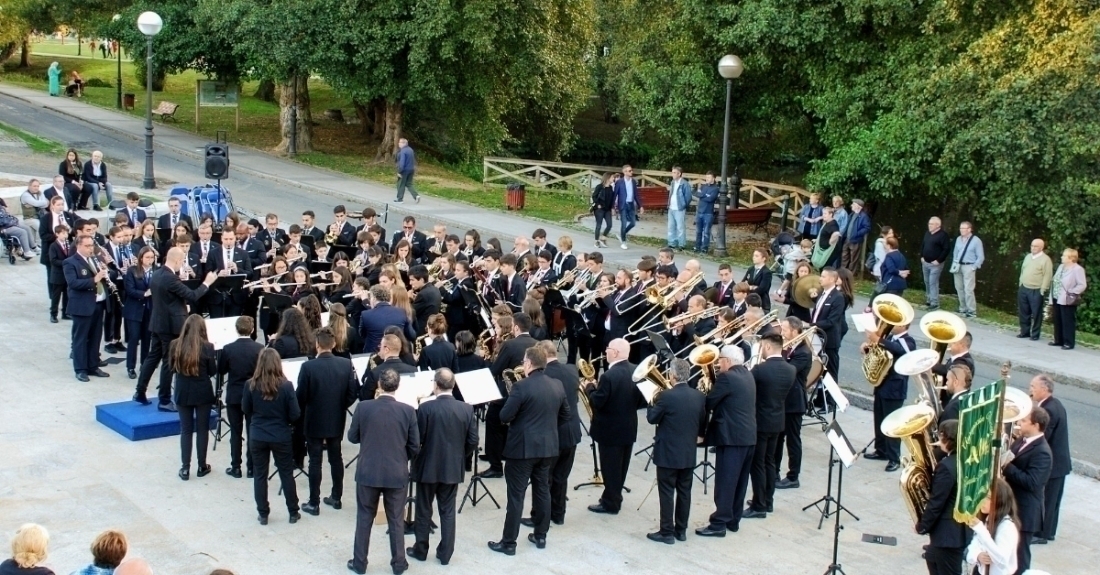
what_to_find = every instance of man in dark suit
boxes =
[157,196,193,232]
[329,205,358,247]
[39,195,76,268]
[360,334,417,400]
[1030,375,1070,545]
[440,262,476,338]
[916,420,969,574]
[255,214,289,259]
[298,328,359,516]
[116,192,147,228]
[645,358,707,544]
[408,369,478,565]
[216,316,264,478]
[697,345,757,537]
[584,338,645,514]
[483,313,539,477]
[347,369,420,575]
[1002,406,1053,575]
[489,347,570,555]
[207,227,253,318]
[533,340,582,525]
[43,175,73,211]
[862,324,916,471]
[134,247,217,409]
[776,318,812,489]
[391,215,428,261]
[64,235,111,382]
[612,164,642,247]
[742,250,773,312]
[745,333,797,518]
[810,268,848,376]
[603,269,637,342]
[359,285,416,353]
[712,264,736,307]
[300,210,326,245]
[409,265,441,335]
[496,254,527,311]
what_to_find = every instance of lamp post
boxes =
[137,11,163,189]
[112,14,122,109]
[713,54,743,258]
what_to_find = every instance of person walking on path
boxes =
[394,138,420,204]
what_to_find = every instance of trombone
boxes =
[718,309,780,347]
[664,305,721,331]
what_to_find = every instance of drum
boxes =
[550,309,567,338]
[805,358,825,391]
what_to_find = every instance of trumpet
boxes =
[574,285,614,312]
[526,268,548,291]
[664,305,722,330]
[436,277,458,292]
[324,222,340,246]
[427,261,443,281]
[683,316,744,352]
[559,268,593,299]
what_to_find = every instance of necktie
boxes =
[130,209,136,224]
[60,241,67,256]
[171,214,178,228]
[145,269,151,284]
[1011,439,1024,455]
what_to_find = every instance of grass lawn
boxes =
[26,37,133,60]
[0,121,66,154]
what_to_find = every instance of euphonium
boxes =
[688,344,720,394]
[426,261,443,281]
[502,365,526,395]
[632,354,671,404]
[862,294,915,387]
[577,357,600,420]
[880,403,938,524]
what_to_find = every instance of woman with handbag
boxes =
[591,172,618,248]
[1050,248,1087,350]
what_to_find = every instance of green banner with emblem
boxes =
[953,379,1005,524]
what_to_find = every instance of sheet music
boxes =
[206,316,242,350]
[826,420,858,468]
[636,380,659,403]
[350,354,373,378]
[454,368,502,405]
[822,372,849,412]
[282,358,307,389]
[321,312,330,326]
[851,312,877,333]
[393,370,435,408]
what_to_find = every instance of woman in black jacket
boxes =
[270,307,314,360]
[242,348,302,525]
[170,314,217,480]
[123,247,157,379]
[59,148,93,210]
[591,172,619,248]
[326,303,362,359]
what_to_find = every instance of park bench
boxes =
[153,101,179,122]
[721,206,774,234]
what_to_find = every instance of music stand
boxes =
[330,245,357,261]
[156,228,173,244]
[802,373,858,529]
[820,420,861,575]
[300,235,316,253]
[206,315,242,448]
[456,369,502,512]
[693,442,716,494]
[262,292,293,324]
[308,260,333,275]
[635,442,655,472]
[211,274,247,316]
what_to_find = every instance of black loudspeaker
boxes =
[204,144,229,179]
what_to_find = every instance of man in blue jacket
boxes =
[394,138,420,204]
[64,235,111,382]
[841,199,871,272]
[693,172,719,254]
[666,166,693,250]
[358,285,416,353]
[613,165,643,249]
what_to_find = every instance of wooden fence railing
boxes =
[483,156,813,230]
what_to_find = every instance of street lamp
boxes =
[137,11,163,190]
[112,14,121,109]
[713,54,743,257]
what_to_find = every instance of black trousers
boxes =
[708,444,754,529]
[593,209,612,240]
[352,484,408,572]
[656,466,693,536]
[774,412,804,480]
[1052,302,1077,348]
[71,302,105,373]
[749,432,780,511]
[597,443,632,511]
[413,482,458,562]
[873,396,904,463]
[550,446,577,522]
[484,402,508,471]
[1017,286,1043,338]
[49,282,68,318]
[503,456,554,543]
[924,545,964,575]
[306,436,344,505]
[226,403,252,472]
[124,316,151,371]
[179,404,212,468]
[136,331,176,405]
[251,438,299,517]
[824,347,841,380]
[1041,474,1066,539]
[1016,531,1033,575]
[104,300,122,343]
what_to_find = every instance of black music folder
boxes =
[309,260,333,275]
[211,274,248,292]
[263,292,293,315]
[300,235,316,252]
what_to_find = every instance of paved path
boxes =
[2,82,1100,473]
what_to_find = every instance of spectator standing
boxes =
[0,523,53,575]
[693,172,719,253]
[950,221,984,318]
[876,237,909,300]
[48,62,61,97]
[1016,239,1053,340]
[393,138,420,203]
[72,530,127,575]
[1049,248,1087,350]
[1029,374,1070,545]
[920,217,951,310]
[796,193,823,241]
[840,199,870,272]
[830,195,848,239]
[870,226,893,281]
[666,166,692,250]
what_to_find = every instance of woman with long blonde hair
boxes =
[327,302,362,358]
[169,314,217,481]
[391,284,416,324]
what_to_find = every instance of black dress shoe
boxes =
[127,369,137,379]
[301,503,320,516]
[289,512,301,524]
[1030,336,1040,341]
[863,451,887,461]
[1016,333,1029,338]
[646,532,675,545]
[179,467,189,481]
[885,462,900,472]
[62,314,72,320]
[90,368,110,377]
[551,518,564,526]
[478,469,504,479]
[528,533,546,549]
[346,560,365,574]
[50,317,58,324]
[405,548,427,562]
[158,402,178,412]
[776,478,800,489]
[766,505,773,513]
[695,526,727,537]
[98,360,108,367]
[1062,345,1074,350]
[742,508,767,519]
[104,343,118,353]
[487,541,516,556]
[258,515,268,525]
[247,468,254,479]
[1048,341,1063,346]
[1032,537,1048,545]
[587,503,619,514]
[674,532,686,542]
[438,557,449,566]
[75,372,90,382]
[226,467,242,478]
[324,497,342,509]
[133,392,150,405]
[197,464,212,477]
[520,517,535,528]
[392,565,407,575]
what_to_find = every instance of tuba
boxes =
[920,311,966,363]
[893,348,945,421]
[688,344,720,395]
[632,354,671,404]
[862,294,915,387]
[880,403,938,524]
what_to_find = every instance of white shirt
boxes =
[669,179,683,210]
[624,179,635,203]
[87,256,107,302]
[92,162,102,177]
[965,517,1018,575]
[813,287,835,322]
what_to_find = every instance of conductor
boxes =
[585,338,645,515]
[134,246,217,409]
[347,369,420,575]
